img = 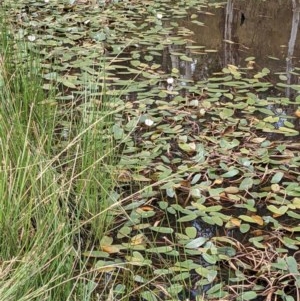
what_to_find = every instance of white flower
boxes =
[28,35,36,42]
[167,77,174,85]
[156,13,163,19]
[188,99,199,107]
[44,0,49,2]
[199,108,206,116]
[144,119,154,126]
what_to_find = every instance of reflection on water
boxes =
[286,0,300,97]
[158,0,300,97]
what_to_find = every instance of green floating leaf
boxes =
[117,226,132,238]
[144,55,153,62]
[206,283,223,294]
[271,258,288,270]
[150,226,174,234]
[278,127,299,135]
[177,213,198,222]
[287,211,300,219]
[185,227,197,238]
[220,108,234,119]
[249,236,265,249]
[271,171,284,184]
[245,56,255,61]
[130,60,141,67]
[209,215,223,226]
[59,78,77,88]
[267,205,288,215]
[257,108,275,115]
[141,290,158,301]
[158,201,168,210]
[286,256,298,274]
[241,291,258,301]
[240,223,250,233]
[222,169,239,178]
[43,72,58,80]
[146,246,173,253]
[82,251,109,258]
[239,177,254,190]
[185,237,207,249]
[282,237,299,250]
[239,215,261,225]
[100,236,113,247]
[202,253,218,264]
[286,256,300,286]
[166,283,183,297]
[180,55,193,62]
[172,272,191,281]
[112,124,124,140]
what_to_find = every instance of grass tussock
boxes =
[0,16,120,301]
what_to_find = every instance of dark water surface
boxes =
[159,0,300,87]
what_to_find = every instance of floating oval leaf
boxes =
[239,178,253,190]
[185,237,207,249]
[146,246,173,253]
[242,291,258,301]
[150,226,174,234]
[267,205,288,216]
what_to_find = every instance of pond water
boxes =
[176,0,300,79]
[114,0,300,95]
[6,0,300,300]
[110,0,300,140]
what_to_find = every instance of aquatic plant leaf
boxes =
[150,226,174,234]
[287,211,300,219]
[267,205,288,216]
[117,226,132,239]
[250,215,264,226]
[101,245,120,254]
[126,252,151,266]
[222,169,239,178]
[271,171,284,184]
[239,178,253,190]
[220,108,234,119]
[240,223,250,233]
[158,201,168,210]
[95,260,116,272]
[172,272,190,281]
[82,251,109,258]
[130,234,145,246]
[174,259,201,270]
[206,283,223,294]
[241,291,258,300]
[271,258,288,270]
[249,237,266,249]
[112,124,124,140]
[224,186,239,194]
[185,237,207,249]
[146,246,173,253]
[239,215,262,225]
[286,256,298,274]
[124,200,146,210]
[100,236,113,247]
[141,291,158,301]
[177,213,197,222]
[282,237,299,250]
[208,215,223,226]
[166,283,183,296]
[202,253,217,264]
[185,227,197,239]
